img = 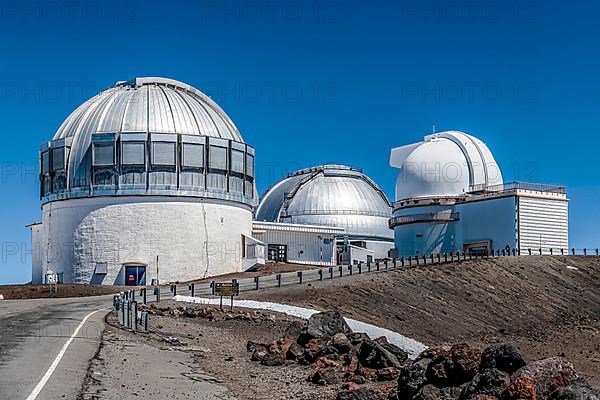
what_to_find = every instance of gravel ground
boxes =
[81,303,395,400]
[242,256,600,386]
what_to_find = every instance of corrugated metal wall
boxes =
[518,196,568,253]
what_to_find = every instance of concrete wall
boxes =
[35,196,252,284]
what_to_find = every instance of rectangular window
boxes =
[182,143,204,168]
[152,142,176,166]
[231,149,244,174]
[121,142,146,166]
[209,146,227,170]
[52,147,65,170]
[93,143,115,166]
[41,151,50,174]
[246,154,255,177]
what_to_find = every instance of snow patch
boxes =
[172,295,427,358]
[566,265,579,270]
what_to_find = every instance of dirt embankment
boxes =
[0,284,126,299]
[242,256,600,386]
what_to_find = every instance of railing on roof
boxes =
[281,209,391,218]
[469,181,566,195]
[389,212,460,228]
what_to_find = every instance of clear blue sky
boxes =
[1,0,598,284]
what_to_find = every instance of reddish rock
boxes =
[357,366,378,381]
[268,338,293,355]
[304,337,331,362]
[513,357,579,398]
[314,356,339,368]
[503,377,537,400]
[345,355,360,376]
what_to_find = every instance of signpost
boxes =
[46,272,58,295]
[214,282,239,311]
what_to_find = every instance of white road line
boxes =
[26,308,108,400]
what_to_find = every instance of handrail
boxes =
[389,212,460,228]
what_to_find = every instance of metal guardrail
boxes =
[468,181,566,195]
[142,247,599,302]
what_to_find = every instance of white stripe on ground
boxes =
[172,295,427,358]
[25,308,108,400]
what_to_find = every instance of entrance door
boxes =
[267,244,287,262]
[125,265,146,286]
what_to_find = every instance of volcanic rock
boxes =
[480,343,526,374]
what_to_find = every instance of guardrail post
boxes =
[276,274,282,287]
[366,259,371,271]
[254,276,259,290]
[393,258,397,268]
[401,257,405,268]
[124,299,130,328]
[319,269,323,280]
[584,248,587,256]
[118,299,124,325]
[408,257,412,267]
[596,248,599,256]
[338,266,343,277]
[154,287,160,302]
[437,254,441,263]
[140,288,147,304]
[549,248,553,255]
[170,284,176,296]
[131,301,138,331]
[571,248,575,255]
[376,260,380,271]
[358,263,362,274]
[528,248,531,256]
[348,265,353,275]
[444,253,448,262]
[211,281,216,295]
[561,248,564,255]
[415,256,419,265]
[129,289,135,302]
[329,267,333,279]
[384,259,388,270]
[188,283,195,297]
[430,254,434,264]
[297,271,303,284]
[422,256,426,266]
[140,311,148,333]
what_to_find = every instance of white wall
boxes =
[36,196,252,285]
[518,196,568,253]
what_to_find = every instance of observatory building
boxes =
[389,131,569,256]
[255,165,394,264]
[31,77,256,285]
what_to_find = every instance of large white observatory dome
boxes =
[34,77,256,285]
[256,165,393,240]
[390,131,503,201]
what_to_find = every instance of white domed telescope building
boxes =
[255,165,394,265]
[31,77,257,285]
[389,130,569,257]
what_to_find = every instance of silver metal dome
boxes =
[54,77,242,142]
[40,77,255,206]
[256,165,393,240]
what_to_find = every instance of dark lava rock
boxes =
[299,311,352,344]
[251,347,268,362]
[513,357,579,399]
[303,338,332,362]
[316,345,340,359]
[358,339,403,369]
[460,368,510,399]
[427,344,481,387]
[377,367,399,381]
[548,379,600,400]
[480,343,526,374]
[332,333,353,353]
[286,342,305,361]
[247,341,265,352]
[311,369,341,385]
[413,384,463,400]
[260,352,285,366]
[336,387,383,400]
[347,332,371,345]
[397,357,431,399]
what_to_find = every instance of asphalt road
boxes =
[0,295,112,400]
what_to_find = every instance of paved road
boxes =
[0,295,112,400]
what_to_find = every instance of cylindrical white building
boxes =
[32,77,256,285]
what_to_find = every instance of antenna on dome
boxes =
[432,124,436,134]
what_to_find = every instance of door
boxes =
[125,265,146,286]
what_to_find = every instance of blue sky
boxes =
[1,0,598,283]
